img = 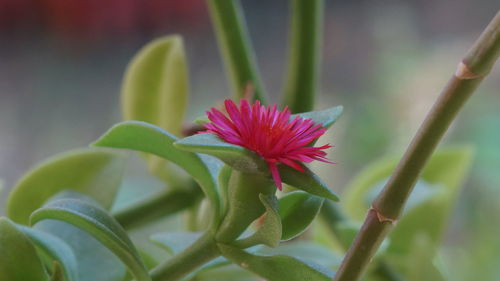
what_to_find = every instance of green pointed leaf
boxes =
[218,244,333,281]
[19,225,78,281]
[280,165,339,201]
[293,105,343,129]
[122,35,188,137]
[0,217,48,281]
[7,148,126,225]
[30,198,151,281]
[92,121,221,221]
[233,194,282,248]
[150,232,202,255]
[174,133,267,173]
[279,191,323,240]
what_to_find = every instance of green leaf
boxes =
[0,217,48,281]
[122,36,189,179]
[218,244,334,281]
[279,191,323,240]
[233,194,282,248]
[122,35,188,137]
[175,134,338,201]
[7,148,126,225]
[292,105,343,129]
[150,232,202,255]
[19,225,78,281]
[30,198,151,281]
[280,165,339,201]
[174,133,267,173]
[92,121,221,222]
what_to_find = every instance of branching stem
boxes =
[334,11,500,281]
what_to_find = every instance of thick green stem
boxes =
[150,232,220,281]
[334,12,500,281]
[207,0,267,102]
[113,184,201,230]
[282,0,324,112]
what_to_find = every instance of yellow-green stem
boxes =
[334,11,500,281]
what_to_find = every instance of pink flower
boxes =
[202,99,334,190]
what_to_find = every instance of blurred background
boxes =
[0,0,499,280]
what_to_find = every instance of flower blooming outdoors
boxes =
[202,99,334,190]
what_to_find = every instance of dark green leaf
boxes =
[0,217,48,281]
[92,121,222,222]
[19,225,78,281]
[30,198,151,281]
[7,148,126,225]
[50,261,65,281]
[279,191,323,240]
[218,243,334,281]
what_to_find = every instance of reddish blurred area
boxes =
[0,0,206,41]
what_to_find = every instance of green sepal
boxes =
[292,105,343,129]
[280,165,339,201]
[218,243,334,281]
[279,191,324,240]
[30,198,151,281]
[0,217,49,281]
[175,134,338,201]
[6,148,125,225]
[174,133,267,173]
[92,120,222,223]
[19,225,78,281]
[232,194,282,248]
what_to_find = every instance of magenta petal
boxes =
[268,161,282,190]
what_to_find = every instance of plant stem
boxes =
[334,11,500,281]
[150,232,220,281]
[113,184,201,230]
[207,0,267,102]
[282,0,324,112]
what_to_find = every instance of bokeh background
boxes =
[0,0,499,280]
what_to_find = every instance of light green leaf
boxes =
[30,198,151,281]
[0,217,48,281]
[122,35,189,179]
[19,225,78,281]
[6,148,125,225]
[92,121,221,222]
[233,194,282,248]
[175,134,338,201]
[122,35,188,137]
[150,232,202,255]
[218,243,334,281]
[293,105,343,130]
[279,191,323,240]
